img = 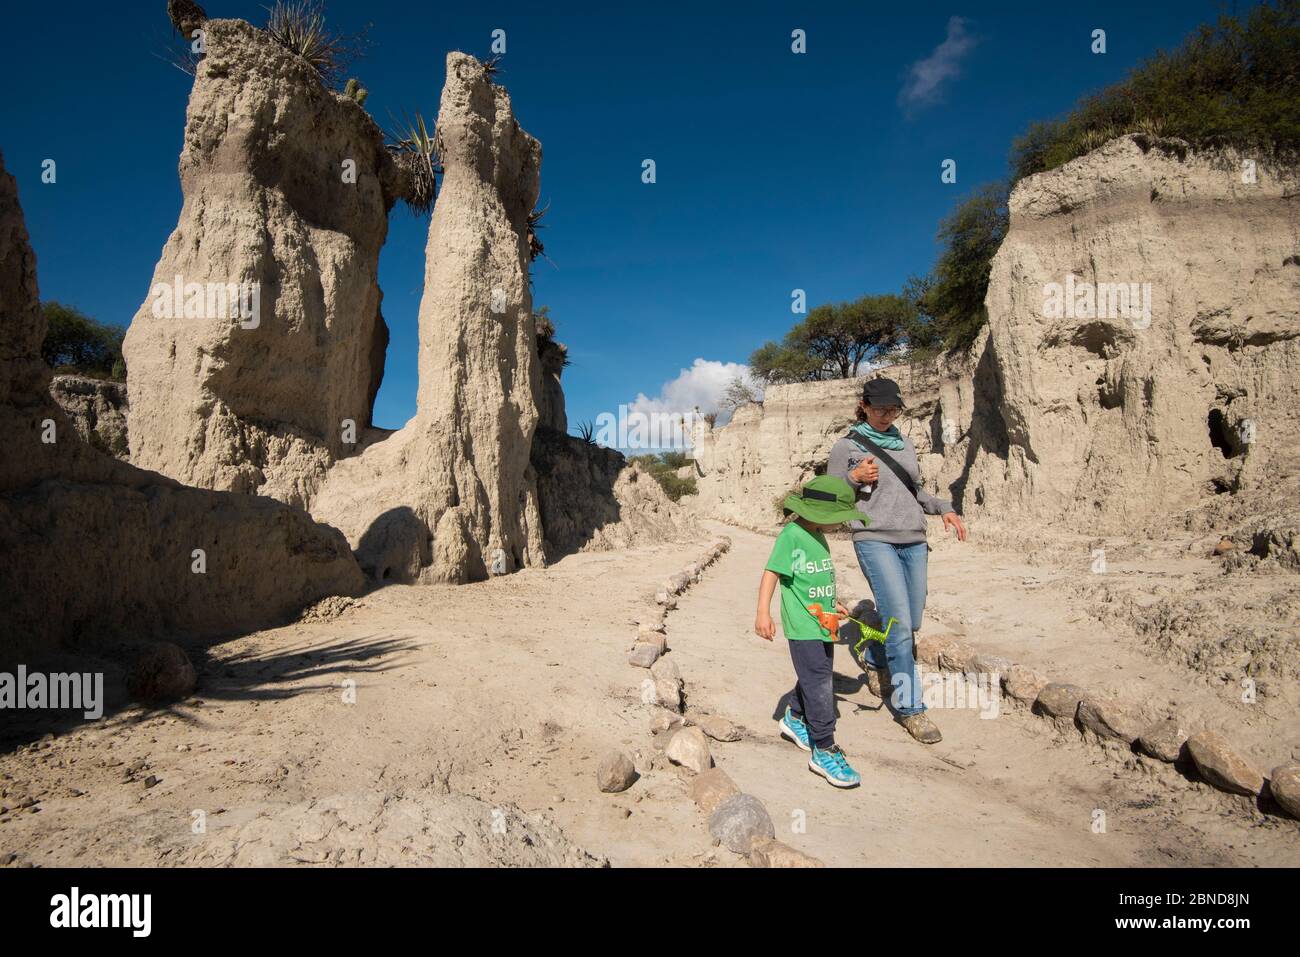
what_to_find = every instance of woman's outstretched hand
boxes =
[754,610,776,641]
[942,511,968,541]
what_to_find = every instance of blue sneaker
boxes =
[809,745,861,788]
[779,707,812,752]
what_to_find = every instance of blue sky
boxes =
[1,1,1246,431]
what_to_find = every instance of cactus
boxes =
[343,77,368,106]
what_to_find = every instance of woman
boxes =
[827,377,967,744]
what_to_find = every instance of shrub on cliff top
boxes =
[1011,0,1300,181]
[264,0,366,87]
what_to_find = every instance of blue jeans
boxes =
[853,540,928,716]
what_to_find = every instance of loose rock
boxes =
[653,676,682,712]
[971,654,1014,678]
[700,715,742,743]
[938,641,977,673]
[596,751,637,793]
[637,630,668,654]
[1077,695,1147,744]
[708,793,775,854]
[1034,682,1087,721]
[1268,764,1300,819]
[690,767,739,814]
[627,643,660,669]
[1186,731,1264,796]
[914,633,955,667]
[1138,718,1191,763]
[649,709,683,734]
[127,642,197,703]
[1002,664,1048,705]
[650,656,681,685]
[749,838,825,868]
[665,727,712,773]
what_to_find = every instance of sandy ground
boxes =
[2,520,1297,867]
[917,525,1300,774]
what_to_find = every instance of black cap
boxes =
[862,377,905,408]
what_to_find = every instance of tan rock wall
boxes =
[0,148,364,660]
[311,53,545,583]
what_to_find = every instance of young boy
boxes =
[754,475,865,788]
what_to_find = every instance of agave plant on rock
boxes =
[385,111,442,215]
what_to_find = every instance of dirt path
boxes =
[3,522,1297,867]
[667,521,1300,867]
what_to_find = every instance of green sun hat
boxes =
[782,475,866,526]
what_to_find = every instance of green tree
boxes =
[750,294,913,384]
[40,302,126,380]
[748,340,823,384]
[911,183,1009,351]
[719,374,760,413]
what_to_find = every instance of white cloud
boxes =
[628,358,762,424]
[898,16,978,111]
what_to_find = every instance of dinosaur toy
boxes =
[843,614,897,661]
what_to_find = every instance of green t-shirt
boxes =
[765,521,837,641]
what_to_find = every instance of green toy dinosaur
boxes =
[844,614,897,659]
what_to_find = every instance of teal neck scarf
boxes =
[851,420,905,451]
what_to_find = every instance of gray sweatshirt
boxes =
[826,433,954,544]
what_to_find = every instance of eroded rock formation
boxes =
[49,374,129,459]
[311,53,547,583]
[971,135,1299,532]
[532,428,697,557]
[0,148,365,660]
[117,24,694,585]
[123,18,400,509]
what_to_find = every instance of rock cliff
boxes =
[972,134,1299,532]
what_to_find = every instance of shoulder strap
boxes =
[846,432,919,500]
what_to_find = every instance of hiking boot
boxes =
[779,706,812,752]
[808,745,861,788]
[863,666,888,698]
[899,712,942,744]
